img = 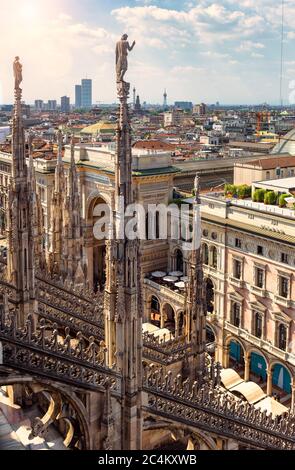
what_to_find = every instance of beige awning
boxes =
[230,381,266,404]
[254,396,289,417]
[142,323,159,334]
[220,368,244,389]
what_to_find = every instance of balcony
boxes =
[225,321,295,366]
[229,276,245,289]
[250,285,267,298]
[144,278,185,304]
[274,295,292,309]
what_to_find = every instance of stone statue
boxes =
[116,34,135,83]
[13,56,23,90]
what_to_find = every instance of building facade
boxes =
[81,79,92,109]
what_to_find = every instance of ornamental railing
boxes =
[143,364,295,450]
[0,308,120,394]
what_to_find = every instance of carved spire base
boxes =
[117,81,130,100]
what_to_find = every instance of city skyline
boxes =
[1,0,295,105]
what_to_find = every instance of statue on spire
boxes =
[13,56,23,90]
[116,34,135,83]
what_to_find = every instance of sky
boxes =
[1,0,295,105]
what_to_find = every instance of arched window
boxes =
[178,312,184,336]
[232,302,241,328]
[254,312,262,338]
[210,246,217,269]
[151,295,160,313]
[150,296,160,327]
[175,249,183,272]
[202,243,209,265]
[278,324,287,351]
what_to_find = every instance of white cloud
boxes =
[237,40,265,52]
[251,52,264,58]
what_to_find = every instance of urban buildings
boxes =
[74,79,92,109]
[34,99,43,111]
[75,84,82,108]
[1,42,295,452]
[194,103,207,116]
[174,101,193,111]
[60,95,70,113]
[47,100,57,111]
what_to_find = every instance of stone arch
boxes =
[269,361,293,394]
[225,336,246,370]
[162,302,176,334]
[143,419,218,451]
[209,245,218,268]
[0,375,91,450]
[85,191,111,291]
[85,189,112,223]
[246,347,268,367]
[247,349,268,382]
[224,335,247,356]
[149,294,161,327]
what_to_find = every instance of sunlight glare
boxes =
[19,2,39,21]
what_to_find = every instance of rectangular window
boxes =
[254,312,262,338]
[233,259,242,280]
[235,238,242,249]
[257,245,264,256]
[255,268,264,289]
[281,253,289,264]
[279,276,289,298]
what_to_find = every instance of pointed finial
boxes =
[70,134,75,165]
[57,130,63,164]
[28,131,34,156]
[13,56,23,91]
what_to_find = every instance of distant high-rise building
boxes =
[35,100,43,111]
[75,85,82,108]
[48,100,57,111]
[81,79,92,108]
[61,96,70,113]
[174,101,193,111]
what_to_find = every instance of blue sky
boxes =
[1,0,295,105]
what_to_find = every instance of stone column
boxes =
[175,313,179,339]
[244,353,250,382]
[266,366,273,396]
[223,344,230,368]
[160,305,165,329]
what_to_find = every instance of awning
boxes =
[254,396,288,417]
[220,368,244,389]
[229,381,266,404]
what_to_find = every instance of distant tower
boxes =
[134,95,141,113]
[133,87,136,108]
[163,89,167,108]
